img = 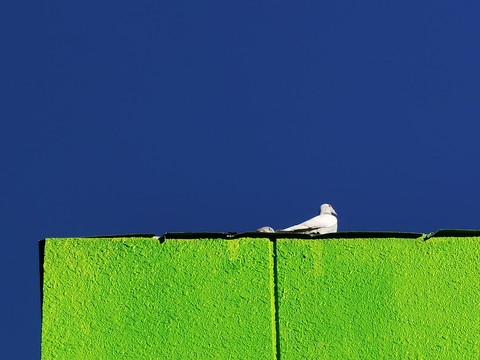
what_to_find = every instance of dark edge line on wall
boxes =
[39,240,45,319]
[272,239,281,360]
[39,239,46,356]
[160,231,424,240]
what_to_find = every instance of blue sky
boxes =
[2,0,480,357]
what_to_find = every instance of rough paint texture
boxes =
[277,237,480,359]
[41,236,480,359]
[41,237,276,360]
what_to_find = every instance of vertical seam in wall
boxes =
[272,239,281,360]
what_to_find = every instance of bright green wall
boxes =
[277,237,480,359]
[41,237,276,359]
[41,236,480,359]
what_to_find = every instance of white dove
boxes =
[256,226,275,233]
[278,204,338,234]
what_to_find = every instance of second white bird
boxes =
[279,204,338,234]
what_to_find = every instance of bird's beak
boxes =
[332,210,337,216]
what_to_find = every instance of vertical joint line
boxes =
[272,239,281,360]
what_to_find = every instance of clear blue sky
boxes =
[2,0,480,357]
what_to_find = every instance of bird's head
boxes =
[256,226,275,233]
[320,203,337,216]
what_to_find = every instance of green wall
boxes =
[41,237,276,359]
[41,235,480,359]
[277,236,480,359]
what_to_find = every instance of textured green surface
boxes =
[276,237,480,359]
[41,237,276,360]
[41,236,480,359]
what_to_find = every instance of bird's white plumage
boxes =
[256,226,275,233]
[279,204,338,234]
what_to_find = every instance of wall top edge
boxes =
[40,229,480,242]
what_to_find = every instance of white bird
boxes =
[278,204,338,234]
[256,226,275,233]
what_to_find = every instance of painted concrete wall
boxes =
[41,235,480,359]
[277,237,480,359]
[41,237,276,359]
